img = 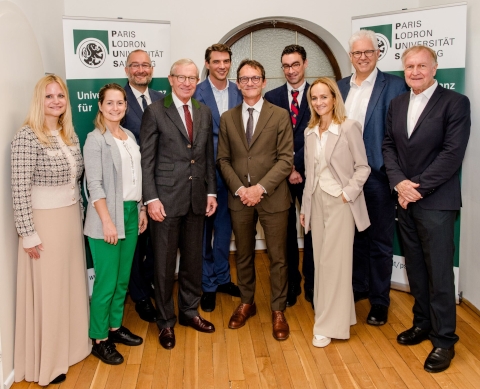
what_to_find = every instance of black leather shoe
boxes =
[179,315,215,333]
[286,283,301,307]
[216,282,241,297]
[91,339,124,365]
[354,290,369,302]
[135,298,157,323]
[200,292,216,312]
[367,304,388,326]
[397,326,431,345]
[159,327,175,350]
[424,346,455,373]
[109,326,143,346]
[50,374,66,384]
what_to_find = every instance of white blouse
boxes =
[114,136,142,202]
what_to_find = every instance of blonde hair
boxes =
[94,83,127,134]
[401,45,438,66]
[307,77,347,128]
[170,58,199,77]
[23,75,75,146]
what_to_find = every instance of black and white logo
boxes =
[78,38,107,68]
[376,33,389,60]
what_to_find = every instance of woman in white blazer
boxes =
[300,77,370,347]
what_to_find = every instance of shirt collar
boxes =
[306,122,339,136]
[287,80,306,94]
[242,97,264,113]
[208,76,229,92]
[410,80,438,100]
[129,84,149,100]
[172,91,192,109]
[350,67,378,87]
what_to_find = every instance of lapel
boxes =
[191,98,201,143]
[164,94,190,142]
[232,104,249,150]
[324,125,340,166]
[397,93,411,138]
[125,83,145,121]
[295,82,310,131]
[411,85,444,137]
[338,76,352,102]
[199,81,221,128]
[228,82,242,109]
[103,129,122,175]
[364,69,386,129]
[279,84,290,111]
[250,100,274,147]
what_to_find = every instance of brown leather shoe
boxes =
[272,311,289,340]
[159,327,175,350]
[179,315,215,333]
[228,303,257,329]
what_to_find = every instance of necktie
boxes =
[291,90,299,128]
[140,94,148,110]
[183,105,193,143]
[246,108,254,146]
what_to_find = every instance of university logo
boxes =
[361,24,392,61]
[73,30,109,68]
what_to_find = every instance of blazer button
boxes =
[191,160,195,164]
[72,197,75,201]
[248,156,251,160]
[244,175,247,178]
[187,144,192,148]
[189,176,193,180]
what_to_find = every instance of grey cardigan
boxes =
[83,127,138,239]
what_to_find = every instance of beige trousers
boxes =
[311,187,356,339]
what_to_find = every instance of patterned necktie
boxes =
[291,90,299,129]
[183,105,193,143]
[246,108,254,146]
[140,94,148,110]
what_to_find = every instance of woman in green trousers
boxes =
[84,83,148,364]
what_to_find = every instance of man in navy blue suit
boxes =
[123,49,164,322]
[338,30,408,326]
[264,45,314,308]
[193,44,242,312]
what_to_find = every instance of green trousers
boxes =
[88,201,138,339]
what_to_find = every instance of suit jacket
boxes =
[338,69,408,181]
[123,83,164,143]
[140,94,216,217]
[382,85,470,210]
[264,83,310,178]
[193,79,243,158]
[217,100,294,213]
[301,119,371,233]
[84,127,138,239]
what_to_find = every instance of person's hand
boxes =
[396,180,422,202]
[148,200,167,222]
[206,197,218,217]
[398,194,410,209]
[239,185,264,206]
[138,209,148,233]
[103,220,118,245]
[24,244,44,260]
[300,214,305,228]
[342,194,348,203]
[288,170,303,185]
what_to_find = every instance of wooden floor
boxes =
[12,252,480,389]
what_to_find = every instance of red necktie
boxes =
[183,105,193,143]
[291,90,299,129]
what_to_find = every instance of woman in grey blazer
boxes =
[84,83,147,365]
[300,78,370,348]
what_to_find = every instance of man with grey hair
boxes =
[383,45,470,373]
[338,30,408,326]
[141,58,217,350]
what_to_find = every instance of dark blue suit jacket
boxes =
[338,69,408,181]
[264,83,310,178]
[123,83,164,143]
[193,79,243,159]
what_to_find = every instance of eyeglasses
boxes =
[128,63,152,69]
[281,62,301,71]
[238,76,263,85]
[350,50,377,59]
[171,75,198,84]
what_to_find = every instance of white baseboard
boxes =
[4,370,14,389]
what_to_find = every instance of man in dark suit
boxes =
[264,44,314,308]
[338,30,408,326]
[193,44,242,312]
[141,59,218,350]
[383,45,470,373]
[122,49,164,323]
[217,59,293,341]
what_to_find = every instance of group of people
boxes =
[11,29,470,386]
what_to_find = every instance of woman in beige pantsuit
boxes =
[300,78,370,348]
[11,75,91,386]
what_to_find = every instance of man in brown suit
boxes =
[217,59,293,340]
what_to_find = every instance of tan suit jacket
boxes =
[217,100,293,212]
[302,119,371,233]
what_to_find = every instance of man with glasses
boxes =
[217,59,293,340]
[338,30,408,326]
[123,49,165,323]
[141,59,217,350]
[264,44,314,309]
[193,44,242,313]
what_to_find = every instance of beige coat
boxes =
[301,119,370,233]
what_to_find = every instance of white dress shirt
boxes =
[241,97,264,134]
[287,80,307,108]
[129,84,152,110]
[345,68,378,132]
[208,76,230,115]
[114,136,142,202]
[407,80,438,138]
